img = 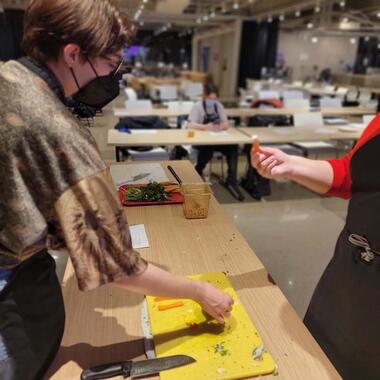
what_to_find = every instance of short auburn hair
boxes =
[23,0,133,62]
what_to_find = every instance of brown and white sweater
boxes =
[0,60,147,291]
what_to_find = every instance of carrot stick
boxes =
[154,296,172,302]
[158,301,185,311]
[251,135,260,155]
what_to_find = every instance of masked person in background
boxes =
[188,83,244,201]
[0,1,233,379]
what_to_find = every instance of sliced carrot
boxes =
[158,301,185,311]
[252,142,260,154]
[154,296,172,302]
[164,185,180,193]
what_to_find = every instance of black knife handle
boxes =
[81,362,132,380]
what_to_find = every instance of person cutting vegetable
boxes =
[252,117,380,380]
[0,1,233,379]
[188,83,244,201]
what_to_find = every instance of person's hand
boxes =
[251,146,295,179]
[194,281,234,324]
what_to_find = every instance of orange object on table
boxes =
[158,301,185,311]
[187,130,195,138]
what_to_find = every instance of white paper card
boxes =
[130,130,158,135]
[130,224,150,249]
[208,131,229,136]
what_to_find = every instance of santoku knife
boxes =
[81,354,195,380]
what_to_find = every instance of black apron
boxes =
[304,135,380,380]
[0,251,65,380]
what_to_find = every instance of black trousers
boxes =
[195,145,239,185]
[0,251,65,380]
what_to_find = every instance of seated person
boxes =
[188,83,243,200]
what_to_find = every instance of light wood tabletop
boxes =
[46,161,341,380]
[113,106,374,118]
[238,125,363,144]
[108,128,252,146]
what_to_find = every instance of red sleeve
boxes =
[326,113,380,200]
[326,153,353,199]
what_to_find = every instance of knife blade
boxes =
[81,354,195,380]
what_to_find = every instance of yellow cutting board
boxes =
[146,272,276,380]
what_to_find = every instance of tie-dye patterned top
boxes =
[0,60,147,291]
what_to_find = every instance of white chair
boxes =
[167,101,194,114]
[182,83,203,100]
[282,90,304,100]
[324,85,336,93]
[292,81,304,87]
[363,114,376,125]
[284,99,310,108]
[124,87,138,101]
[358,89,372,106]
[335,87,349,97]
[320,97,342,108]
[346,87,359,102]
[151,85,178,101]
[125,100,153,111]
[294,112,324,128]
[292,112,337,158]
[257,90,281,99]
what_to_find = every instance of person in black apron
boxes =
[0,2,233,380]
[252,117,380,379]
[188,83,244,201]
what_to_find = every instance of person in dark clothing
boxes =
[188,83,244,201]
[252,114,380,380]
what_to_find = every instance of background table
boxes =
[108,128,252,147]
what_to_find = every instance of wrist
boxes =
[286,155,303,180]
[191,280,205,302]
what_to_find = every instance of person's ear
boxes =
[62,44,82,68]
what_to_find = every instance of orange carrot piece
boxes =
[154,296,171,302]
[252,143,260,154]
[158,301,184,311]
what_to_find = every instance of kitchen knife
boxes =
[81,354,195,380]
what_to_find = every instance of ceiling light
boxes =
[307,22,314,29]
[315,6,321,13]
[377,12,380,18]
[233,3,239,10]
[268,16,273,23]
[295,10,301,17]
[350,37,356,44]
[340,1,346,7]
[311,36,319,43]
[279,14,285,21]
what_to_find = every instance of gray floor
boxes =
[220,180,347,318]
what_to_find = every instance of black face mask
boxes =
[70,59,121,110]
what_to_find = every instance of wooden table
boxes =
[113,106,374,118]
[108,128,252,147]
[238,125,362,144]
[46,161,341,380]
